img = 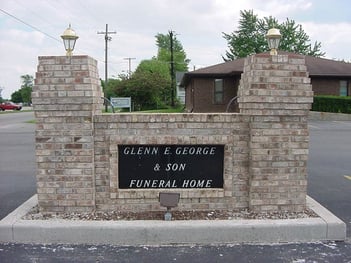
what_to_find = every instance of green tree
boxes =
[135,59,171,107]
[109,32,189,110]
[223,10,325,61]
[20,74,34,103]
[104,78,122,100]
[112,59,171,110]
[278,18,323,56]
[11,90,22,103]
[11,74,34,103]
[155,33,190,72]
[21,74,34,89]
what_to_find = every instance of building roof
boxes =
[305,55,351,77]
[181,52,351,86]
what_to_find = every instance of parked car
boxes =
[0,101,22,111]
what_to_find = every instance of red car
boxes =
[0,102,22,111]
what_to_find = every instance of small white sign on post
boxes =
[110,97,131,112]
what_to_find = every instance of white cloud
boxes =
[302,21,351,60]
[266,0,312,15]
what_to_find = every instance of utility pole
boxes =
[124,57,136,78]
[97,24,116,111]
[169,30,175,107]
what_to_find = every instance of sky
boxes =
[1,0,351,99]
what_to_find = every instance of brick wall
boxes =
[33,53,313,213]
[94,113,250,211]
[312,78,351,96]
[238,53,313,211]
[185,77,239,112]
[32,56,103,213]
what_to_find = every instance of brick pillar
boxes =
[238,53,313,212]
[32,56,103,213]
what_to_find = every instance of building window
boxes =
[214,79,224,104]
[340,80,348,96]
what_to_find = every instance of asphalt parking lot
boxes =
[307,120,351,237]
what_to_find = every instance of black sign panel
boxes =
[118,145,224,189]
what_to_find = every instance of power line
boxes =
[0,8,61,43]
[0,7,124,80]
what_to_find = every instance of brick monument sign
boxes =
[32,53,313,214]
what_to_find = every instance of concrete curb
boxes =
[0,195,346,245]
[309,111,351,121]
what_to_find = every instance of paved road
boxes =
[0,112,350,262]
[0,242,350,263]
[0,111,36,219]
[308,121,351,237]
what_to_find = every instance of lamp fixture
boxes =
[61,24,79,56]
[266,28,281,56]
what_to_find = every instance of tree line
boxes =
[222,10,324,60]
[6,10,325,109]
[9,74,33,104]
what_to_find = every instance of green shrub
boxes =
[312,96,351,113]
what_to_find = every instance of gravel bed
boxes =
[24,205,318,221]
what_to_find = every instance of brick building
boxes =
[182,52,351,112]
